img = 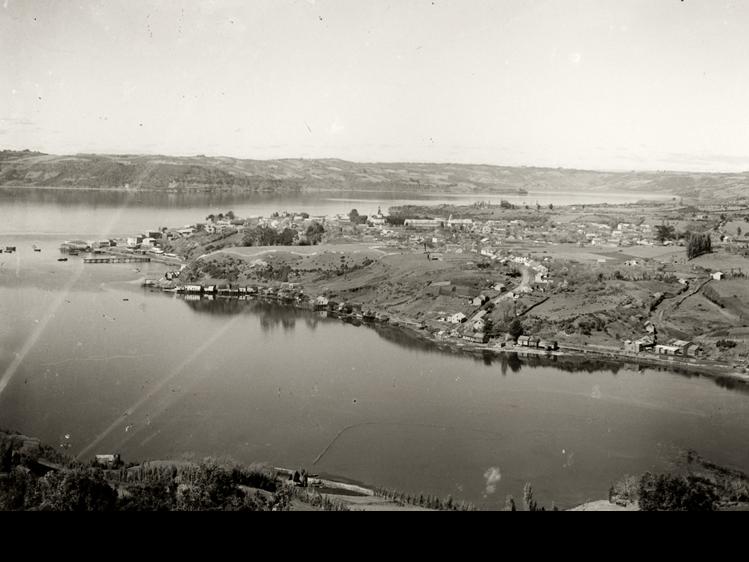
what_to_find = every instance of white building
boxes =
[448,312,467,324]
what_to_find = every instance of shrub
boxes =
[638,472,717,511]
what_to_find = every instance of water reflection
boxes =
[2,187,675,238]
[174,295,749,395]
[0,187,303,209]
[180,295,330,334]
[0,187,492,214]
[507,353,522,373]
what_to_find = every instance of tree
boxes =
[687,232,712,260]
[738,226,742,237]
[638,472,716,511]
[655,224,676,243]
[305,221,325,245]
[226,210,235,220]
[348,209,368,225]
[505,495,517,511]
[509,318,524,340]
[277,228,297,246]
[548,203,554,210]
[118,477,178,511]
[522,482,538,511]
[38,469,117,511]
[385,214,406,226]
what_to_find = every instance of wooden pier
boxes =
[84,256,151,264]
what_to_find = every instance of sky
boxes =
[1,0,748,172]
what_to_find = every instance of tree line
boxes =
[241,221,325,247]
[372,486,477,511]
[686,232,712,260]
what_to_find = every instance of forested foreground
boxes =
[606,451,749,511]
[3,430,748,511]
[0,430,346,511]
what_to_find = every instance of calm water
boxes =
[0,187,672,237]
[2,190,747,510]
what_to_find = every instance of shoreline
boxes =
[0,184,676,200]
[150,283,749,386]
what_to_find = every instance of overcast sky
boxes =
[1,0,748,171]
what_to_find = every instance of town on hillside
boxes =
[58,197,749,379]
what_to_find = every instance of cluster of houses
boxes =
[403,216,476,231]
[397,214,661,250]
[624,325,703,358]
[312,296,389,322]
[517,335,559,351]
[580,222,656,248]
[174,282,303,301]
[60,239,116,253]
[144,204,676,270]
[653,339,704,357]
[156,281,391,323]
[58,230,182,260]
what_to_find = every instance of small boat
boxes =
[57,257,68,262]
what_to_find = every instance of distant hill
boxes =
[1,149,747,200]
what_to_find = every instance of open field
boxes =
[213,243,389,259]
[660,292,738,339]
[691,252,749,272]
[527,243,686,264]
[528,244,621,263]
[617,245,687,263]
[568,500,638,511]
[208,244,390,274]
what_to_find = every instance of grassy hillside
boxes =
[1,149,748,199]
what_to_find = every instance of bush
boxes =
[638,472,717,511]
[385,215,406,226]
[509,318,523,340]
[609,474,639,505]
[38,468,118,511]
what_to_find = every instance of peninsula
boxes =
[74,194,749,384]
